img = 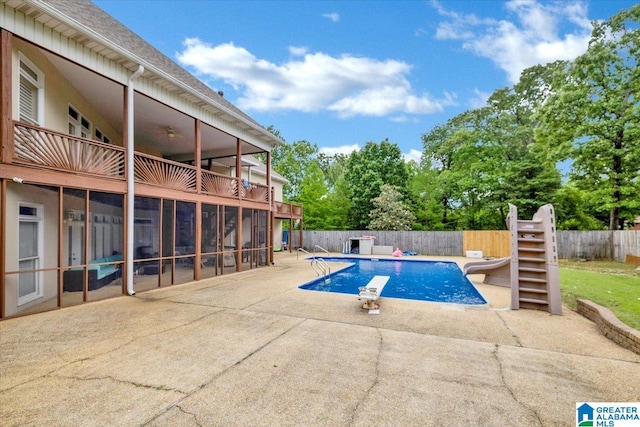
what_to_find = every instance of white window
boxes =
[68,105,91,139]
[18,53,44,125]
[95,128,111,144]
[18,203,44,305]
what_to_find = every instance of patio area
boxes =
[1,252,638,426]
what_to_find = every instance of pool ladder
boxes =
[297,248,331,280]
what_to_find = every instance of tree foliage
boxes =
[344,139,409,229]
[368,184,416,231]
[270,139,319,201]
[536,4,640,229]
[265,4,638,232]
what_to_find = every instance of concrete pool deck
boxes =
[1,253,639,426]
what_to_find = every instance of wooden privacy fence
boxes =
[298,230,640,262]
[302,230,463,256]
[463,230,510,258]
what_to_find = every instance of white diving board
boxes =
[358,275,390,313]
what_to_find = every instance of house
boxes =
[0,0,303,319]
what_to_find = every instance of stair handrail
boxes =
[310,257,331,278]
[297,247,310,260]
[298,247,331,279]
[310,258,323,276]
[313,245,329,256]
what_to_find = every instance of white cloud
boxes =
[289,46,308,56]
[319,144,360,156]
[177,38,452,118]
[469,88,490,108]
[402,149,422,163]
[414,28,428,37]
[433,0,593,83]
[322,12,340,23]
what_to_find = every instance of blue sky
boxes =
[95,0,635,162]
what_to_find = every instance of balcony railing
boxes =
[201,170,238,198]
[13,122,125,179]
[242,182,270,203]
[275,202,303,219]
[134,152,197,192]
[10,122,302,212]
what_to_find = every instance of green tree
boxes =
[344,139,409,229]
[317,152,349,191]
[368,184,416,231]
[297,161,330,229]
[421,121,462,229]
[270,139,319,201]
[536,5,640,229]
[421,62,563,230]
[322,175,352,230]
[553,184,605,230]
[405,160,444,230]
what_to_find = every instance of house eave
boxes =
[22,0,284,148]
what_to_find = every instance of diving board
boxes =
[358,275,390,312]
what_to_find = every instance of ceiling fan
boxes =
[155,125,185,141]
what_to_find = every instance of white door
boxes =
[18,203,43,305]
[67,223,84,266]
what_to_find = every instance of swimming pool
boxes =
[299,257,487,305]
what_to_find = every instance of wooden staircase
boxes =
[507,204,562,315]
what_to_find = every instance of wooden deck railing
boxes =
[134,152,197,192]
[275,201,303,219]
[242,182,270,203]
[13,122,125,179]
[201,170,239,198]
[11,122,300,211]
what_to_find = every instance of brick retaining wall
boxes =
[577,299,640,355]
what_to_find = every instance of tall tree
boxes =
[297,161,330,229]
[368,184,416,231]
[536,5,640,229]
[270,139,319,201]
[344,139,409,229]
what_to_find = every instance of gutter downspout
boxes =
[126,65,144,296]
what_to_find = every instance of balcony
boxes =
[10,122,287,210]
[274,201,303,219]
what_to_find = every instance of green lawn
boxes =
[559,260,640,331]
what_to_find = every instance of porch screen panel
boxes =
[201,204,219,279]
[18,221,38,297]
[162,200,174,258]
[222,206,238,273]
[258,210,268,266]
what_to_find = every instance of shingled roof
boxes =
[38,0,274,140]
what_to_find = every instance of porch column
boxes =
[236,138,242,271]
[125,65,144,296]
[1,30,12,164]
[267,151,272,264]
[0,30,10,318]
[194,120,202,279]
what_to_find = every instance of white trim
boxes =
[17,202,44,306]
[68,104,92,139]
[18,52,45,126]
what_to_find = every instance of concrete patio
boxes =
[1,253,638,426]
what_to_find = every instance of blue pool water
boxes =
[299,257,487,305]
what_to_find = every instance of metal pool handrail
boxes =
[297,248,330,279]
[314,245,329,256]
[297,248,310,260]
[311,257,331,278]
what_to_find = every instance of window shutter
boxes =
[19,76,38,125]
